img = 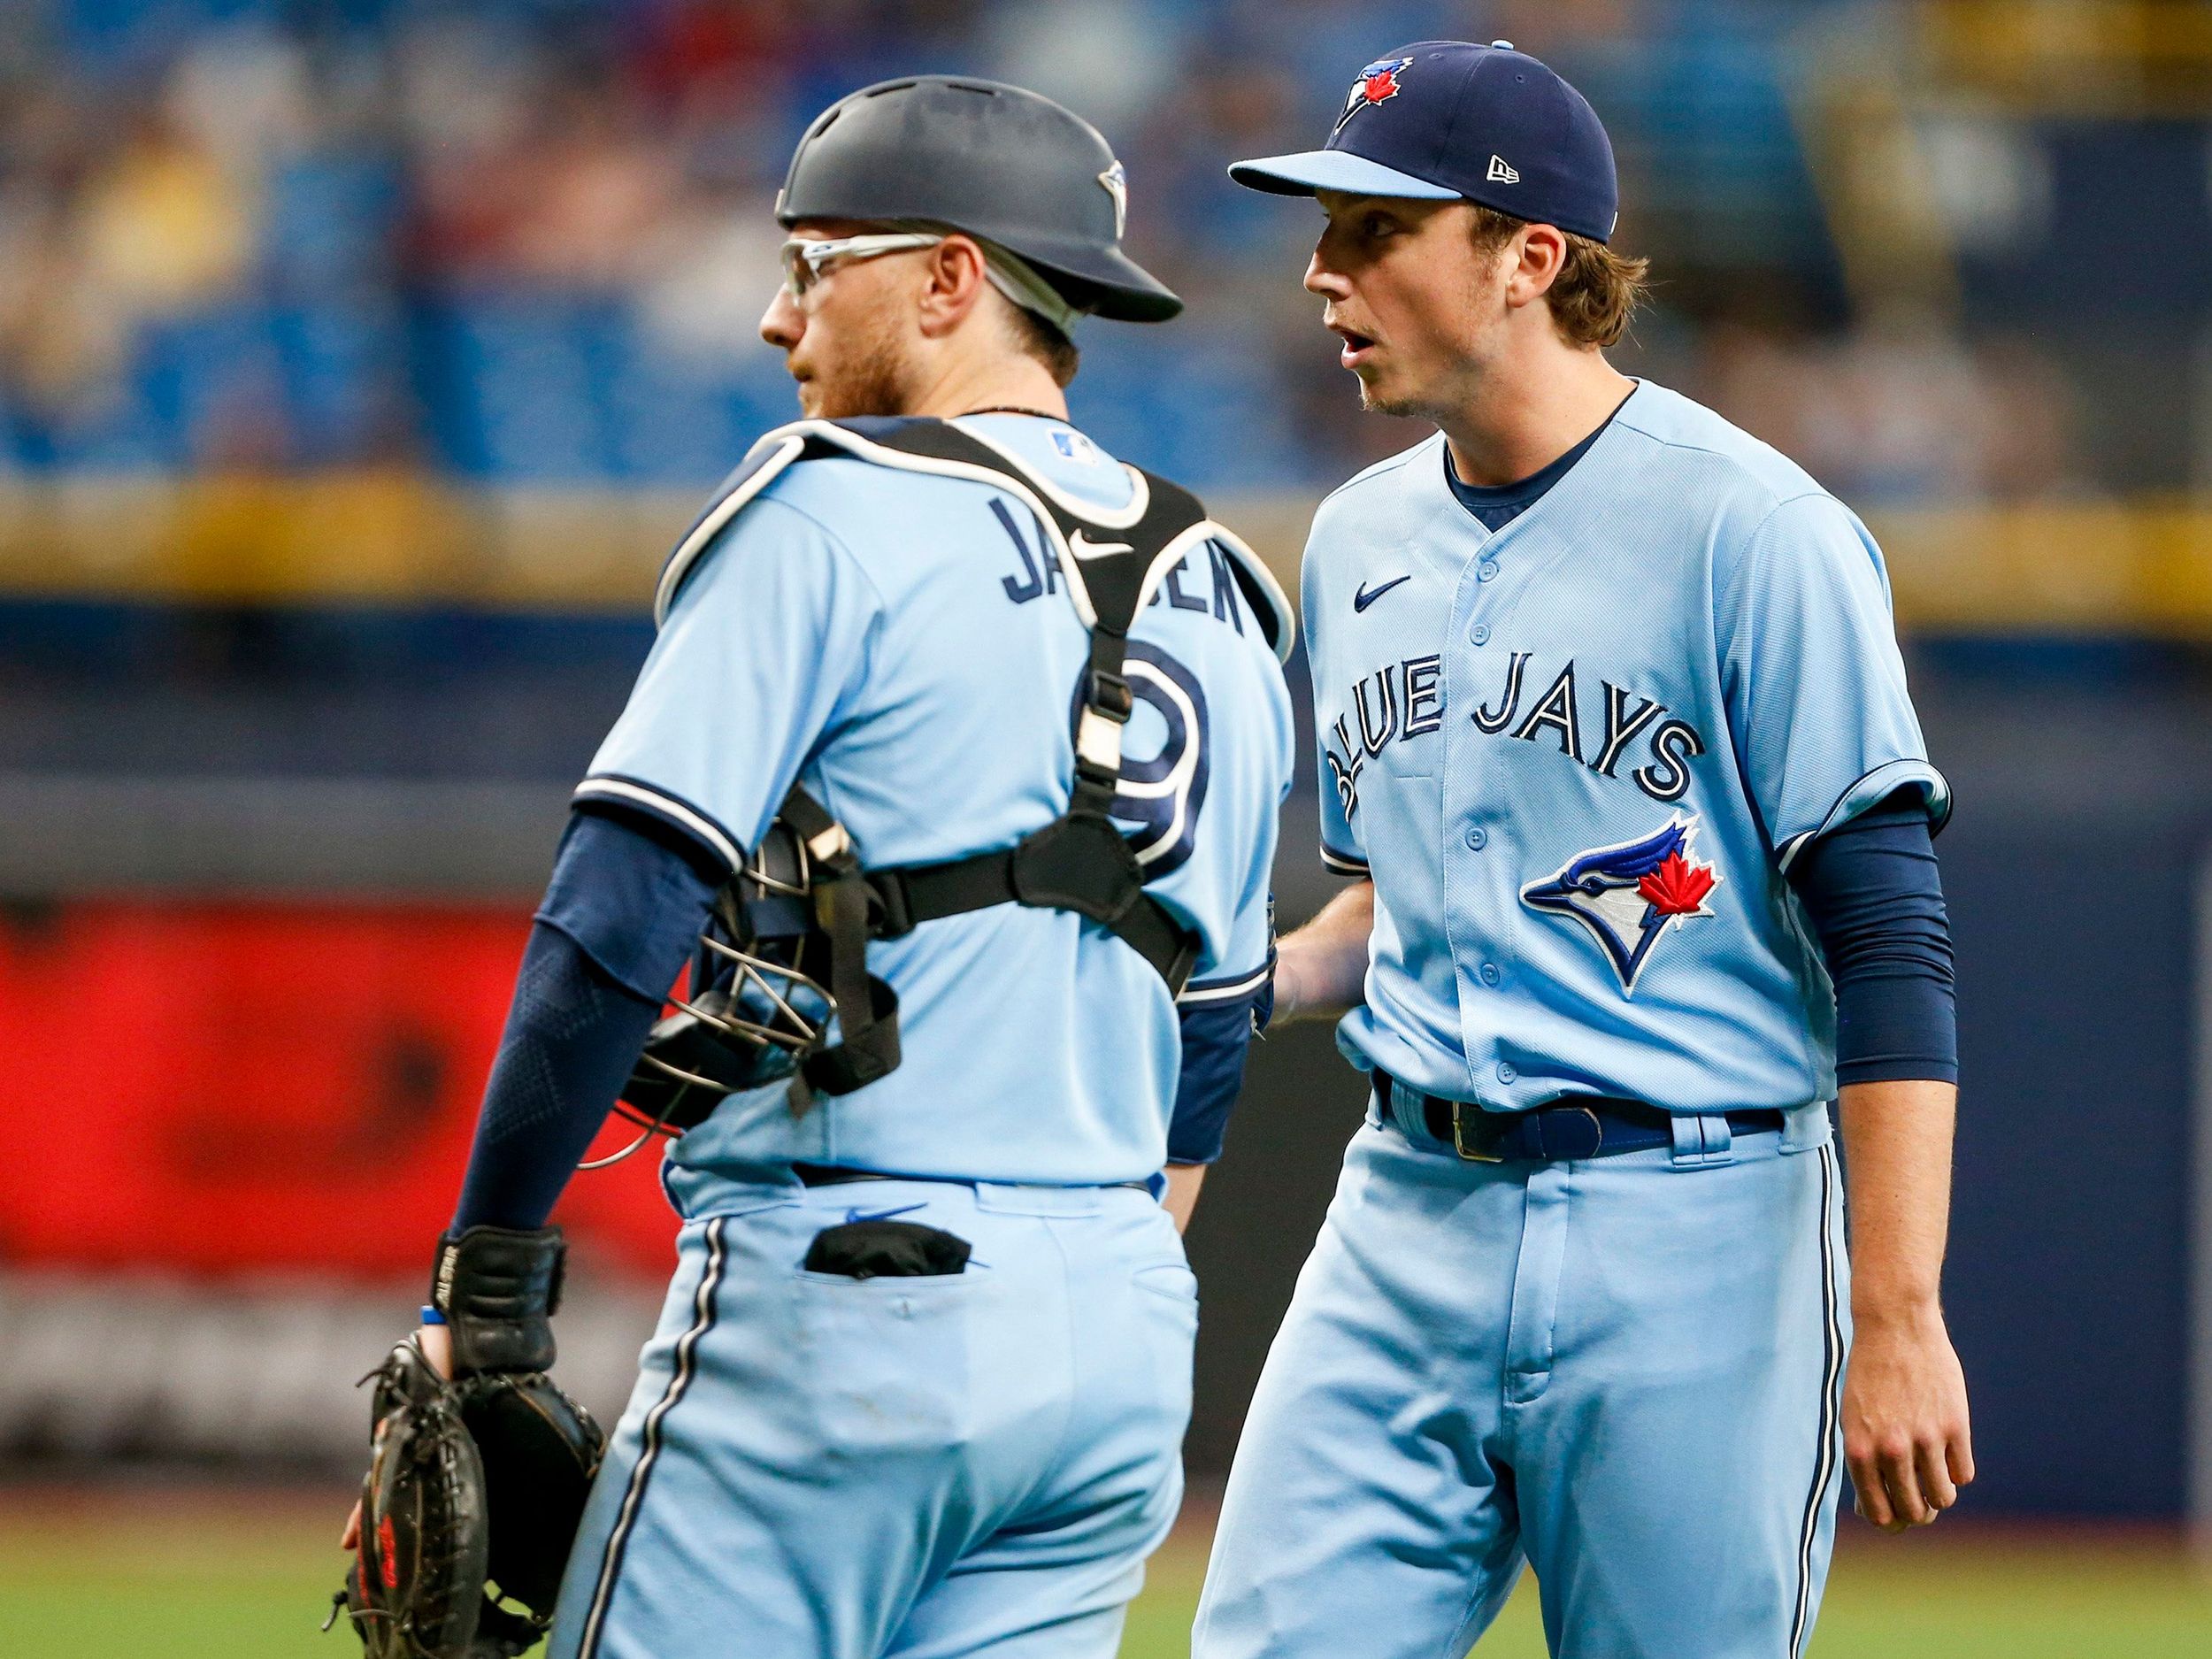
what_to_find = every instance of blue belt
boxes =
[1372,1071,1785,1163]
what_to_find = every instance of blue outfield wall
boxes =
[1917,641,2212,1517]
[1941,828,2199,1514]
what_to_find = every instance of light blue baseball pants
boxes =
[549,1176,1195,1659]
[1194,1103,1847,1659]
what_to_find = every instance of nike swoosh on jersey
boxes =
[1069,530,1137,560]
[843,1202,926,1225]
[1354,575,1411,611]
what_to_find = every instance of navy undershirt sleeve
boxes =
[1786,795,1958,1087]
[450,808,721,1231]
[1168,992,1262,1164]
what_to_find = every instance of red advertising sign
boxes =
[0,901,682,1279]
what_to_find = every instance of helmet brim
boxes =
[1014,238,1183,323]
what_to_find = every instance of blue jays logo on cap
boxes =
[1336,58,1413,131]
[1521,816,1719,993]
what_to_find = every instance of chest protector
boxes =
[615,417,1292,1136]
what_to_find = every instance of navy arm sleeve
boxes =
[1167,996,1259,1164]
[450,807,721,1231]
[1165,943,1274,1166]
[1785,795,1958,1087]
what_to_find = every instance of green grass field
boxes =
[4,1485,2208,1657]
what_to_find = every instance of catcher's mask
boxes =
[595,814,835,1163]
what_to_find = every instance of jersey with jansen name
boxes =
[1306,380,1947,1115]
[580,415,1294,1201]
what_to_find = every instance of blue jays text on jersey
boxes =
[1302,380,1947,1114]
[574,413,1297,1202]
[1325,649,1710,818]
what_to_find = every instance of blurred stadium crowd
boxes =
[0,0,2142,499]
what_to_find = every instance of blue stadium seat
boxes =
[262,154,401,297]
[272,301,403,464]
[603,325,795,487]
[1076,326,1304,490]
[421,296,622,480]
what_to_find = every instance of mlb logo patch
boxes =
[1520,815,1720,993]
[1051,429,1100,465]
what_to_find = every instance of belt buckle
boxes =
[1450,1102,1503,1164]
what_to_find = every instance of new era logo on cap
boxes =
[1487,155,1519,184]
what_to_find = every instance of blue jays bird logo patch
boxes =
[1336,58,1412,129]
[1521,816,1720,993]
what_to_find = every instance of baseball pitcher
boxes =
[1194,40,1972,1659]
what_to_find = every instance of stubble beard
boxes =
[797,309,922,419]
[1358,374,1448,424]
[1359,379,1425,420]
[1355,336,1486,426]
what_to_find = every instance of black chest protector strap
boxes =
[766,417,1222,1099]
[775,788,902,1097]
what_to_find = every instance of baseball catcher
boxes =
[334,72,1294,1659]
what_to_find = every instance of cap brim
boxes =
[1228,149,1461,200]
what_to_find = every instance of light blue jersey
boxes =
[1304,380,1947,1115]
[576,414,1295,1195]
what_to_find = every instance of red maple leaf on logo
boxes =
[1639,850,1716,917]
[1363,68,1402,104]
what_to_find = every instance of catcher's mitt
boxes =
[334,1336,603,1658]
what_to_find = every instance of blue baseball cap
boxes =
[1229,41,1619,243]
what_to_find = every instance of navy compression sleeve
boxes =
[1167,948,1273,1165]
[1786,796,1957,1087]
[450,808,721,1231]
[1167,995,1258,1164]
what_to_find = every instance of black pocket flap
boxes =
[803,1219,972,1279]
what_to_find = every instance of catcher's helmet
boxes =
[776,76,1181,322]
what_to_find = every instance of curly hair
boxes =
[1469,204,1649,349]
